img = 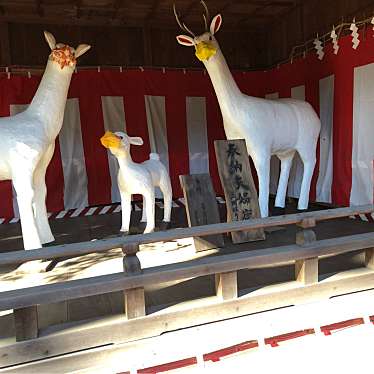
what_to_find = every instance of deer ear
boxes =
[75,44,91,58]
[176,35,195,47]
[129,136,144,146]
[210,14,222,35]
[44,31,56,50]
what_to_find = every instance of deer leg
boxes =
[253,155,270,218]
[274,151,295,208]
[298,149,316,210]
[143,190,155,234]
[159,178,172,222]
[120,192,132,234]
[141,196,147,223]
[13,175,42,250]
[33,144,55,244]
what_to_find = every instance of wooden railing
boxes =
[1,205,374,371]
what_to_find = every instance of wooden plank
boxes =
[179,174,224,251]
[214,139,265,243]
[2,267,374,367]
[13,306,38,341]
[215,271,237,300]
[3,232,374,312]
[0,205,373,266]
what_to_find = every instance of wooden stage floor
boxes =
[0,198,373,345]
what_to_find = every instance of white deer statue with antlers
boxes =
[0,31,90,250]
[175,2,321,217]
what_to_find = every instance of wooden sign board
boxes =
[214,139,265,244]
[179,174,224,252]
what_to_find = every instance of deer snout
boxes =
[195,41,217,61]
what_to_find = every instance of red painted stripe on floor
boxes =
[137,357,197,373]
[320,318,364,336]
[265,329,315,347]
[203,340,259,362]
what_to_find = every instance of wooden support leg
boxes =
[215,271,238,300]
[365,248,374,269]
[295,218,318,285]
[122,243,145,319]
[295,258,318,285]
[14,306,38,341]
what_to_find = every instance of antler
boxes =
[173,3,196,37]
[200,0,210,31]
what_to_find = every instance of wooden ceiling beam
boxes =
[75,0,82,19]
[36,0,44,17]
[145,0,161,22]
[111,0,125,20]
[236,0,295,27]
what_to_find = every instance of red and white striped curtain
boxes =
[1,29,374,218]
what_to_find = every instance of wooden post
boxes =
[295,218,318,285]
[215,271,238,300]
[122,243,145,319]
[14,306,38,341]
[365,248,374,269]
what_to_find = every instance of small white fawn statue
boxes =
[100,131,172,234]
[175,1,321,217]
[0,31,91,250]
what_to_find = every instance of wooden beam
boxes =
[0,205,373,266]
[3,231,374,311]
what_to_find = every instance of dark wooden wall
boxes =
[1,0,374,70]
[267,0,374,67]
[1,22,266,70]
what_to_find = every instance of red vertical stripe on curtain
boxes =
[165,71,189,197]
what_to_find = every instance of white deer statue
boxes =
[174,2,321,217]
[0,31,91,250]
[100,131,172,234]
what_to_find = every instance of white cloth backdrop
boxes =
[186,96,209,174]
[351,63,374,205]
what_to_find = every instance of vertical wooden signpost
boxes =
[214,139,265,243]
[180,174,224,252]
